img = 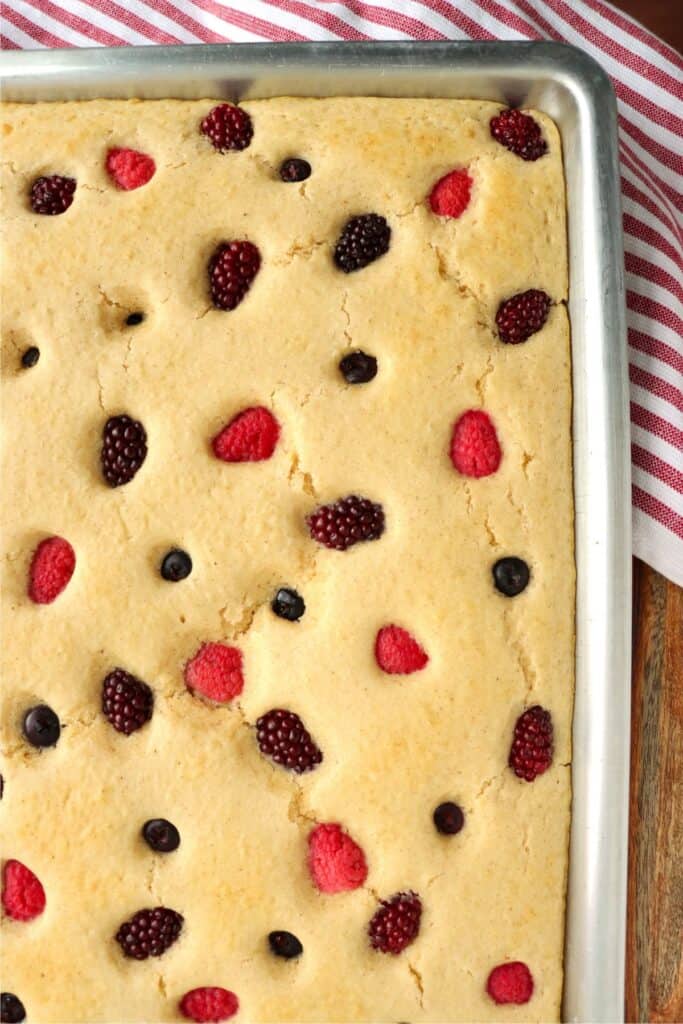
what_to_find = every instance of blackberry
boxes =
[509,705,554,782]
[200,104,253,152]
[333,214,391,273]
[306,494,385,551]
[30,174,76,215]
[101,414,147,487]
[256,708,322,774]
[208,241,261,311]
[115,906,183,959]
[102,668,153,735]
[490,108,548,161]
[368,891,422,955]
[496,290,551,344]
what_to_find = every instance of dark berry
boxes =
[142,818,180,853]
[433,802,464,835]
[101,414,148,487]
[268,930,303,959]
[496,290,551,344]
[339,350,377,384]
[279,158,311,182]
[306,494,385,551]
[21,346,40,368]
[125,312,144,327]
[102,668,153,735]
[0,775,3,799]
[368,891,422,955]
[509,706,554,782]
[1,994,26,1024]
[256,708,322,774]
[23,704,60,748]
[334,214,391,273]
[160,549,192,582]
[493,557,530,597]
[115,906,183,959]
[201,104,253,152]
[29,174,76,215]
[271,587,305,622]
[490,109,547,161]
[208,241,261,311]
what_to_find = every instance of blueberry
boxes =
[279,158,311,183]
[21,346,40,368]
[1,993,26,1024]
[339,351,377,385]
[125,312,144,327]
[160,549,192,582]
[268,930,303,959]
[23,705,60,748]
[492,557,530,597]
[433,802,464,835]
[271,587,305,622]
[142,818,180,853]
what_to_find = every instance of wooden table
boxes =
[609,4,682,1020]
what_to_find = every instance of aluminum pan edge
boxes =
[0,40,631,1024]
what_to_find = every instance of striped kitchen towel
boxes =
[2,0,682,586]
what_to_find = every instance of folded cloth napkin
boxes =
[2,0,681,585]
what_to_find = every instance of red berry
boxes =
[184,643,244,703]
[106,147,156,190]
[509,705,554,782]
[212,407,280,463]
[256,708,322,774]
[201,104,253,152]
[28,536,75,604]
[306,495,385,551]
[307,823,368,894]
[102,668,154,735]
[30,174,75,215]
[115,906,183,959]
[490,108,547,161]
[428,168,472,218]
[375,625,429,675]
[368,891,422,955]
[486,961,534,1004]
[180,987,239,1023]
[2,860,46,922]
[496,289,551,344]
[208,241,261,311]
[449,410,501,478]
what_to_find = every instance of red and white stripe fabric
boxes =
[2,0,682,585]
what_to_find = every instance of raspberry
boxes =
[2,860,46,922]
[509,705,554,782]
[428,168,472,218]
[115,906,183,959]
[29,174,76,215]
[209,241,261,311]
[449,410,502,478]
[306,495,385,551]
[184,643,244,703]
[334,214,391,273]
[256,708,322,774]
[496,289,551,344]
[490,108,547,161]
[201,104,253,152]
[101,414,148,487]
[212,406,280,462]
[102,668,154,735]
[28,536,76,605]
[368,891,422,955]
[180,988,239,1023]
[308,823,368,893]
[375,625,429,675]
[486,962,534,1004]
[106,147,156,190]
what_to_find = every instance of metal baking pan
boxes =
[0,40,631,1024]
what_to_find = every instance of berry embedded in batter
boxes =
[256,708,322,774]
[496,289,551,344]
[0,993,26,1024]
[493,557,530,597]
[125,311,145,327]
[201,104,253,152]
[212,406,280,462]
[268,931,303,959]
[486,961,534,1004]
[334,214,391,273]
[428,168,472,218]
[101,414,148,488]
[433,801,465,836]
[490,108,548,161]
[115,906,184,960]
[308,823,368,893]
[509,705,554,782]
[368,891,422,955]
[180,988,239,1023]
[102,668,154,735]
[20,346,40,369]
[160,548,193,582]
[105,148,156,190]
[142,818,181,854]
[184,643,244,703]
[208,241,261,311]
[2,860,46,922]
[306,495,385,551]
[339,350,378,384]
[28,536,76,605]
[375,625,429,675]
[271,587,306,622]
[29,174,76,215]
[279,157,311,182]
[22,704,61,748]
[449,410,502,478]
